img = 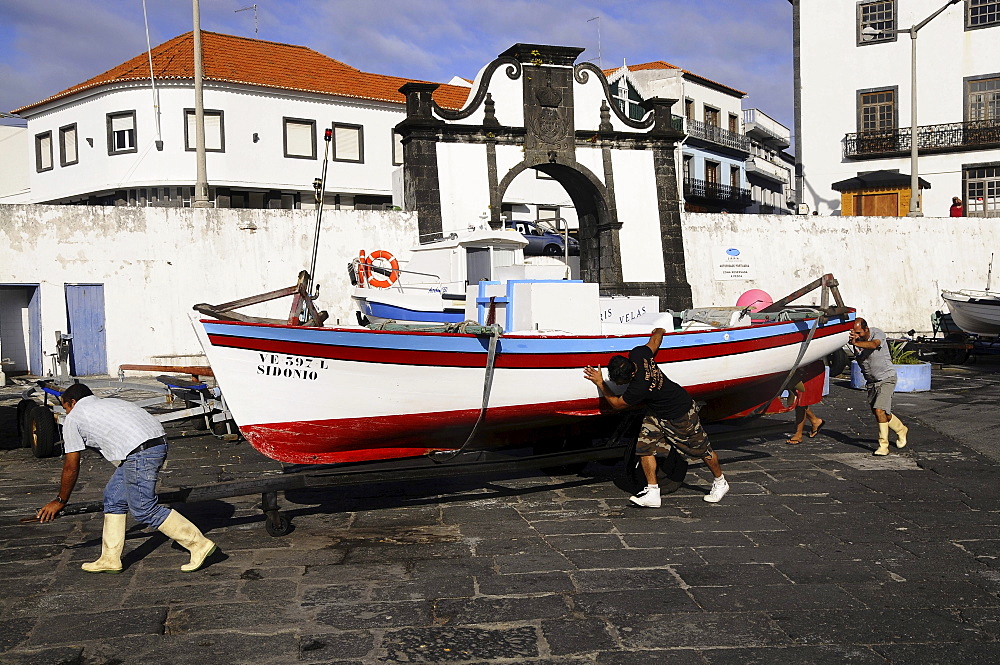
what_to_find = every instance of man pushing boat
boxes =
[583,328,730,507]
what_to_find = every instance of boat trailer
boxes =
[16,370,236,459]
[43,417,790,537]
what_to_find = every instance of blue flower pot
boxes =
[850,360,931,392]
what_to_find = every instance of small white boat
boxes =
[350,226,573,326]
[941,290,1000,336]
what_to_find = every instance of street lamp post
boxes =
[863,0,960,217]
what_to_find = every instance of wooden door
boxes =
[65,284,108,376]
[857,193,899,217]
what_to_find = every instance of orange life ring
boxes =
[357,250,368,287]
[365,249,400,288]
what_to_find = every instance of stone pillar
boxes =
[398,83,445,242]
[641,97,693,311]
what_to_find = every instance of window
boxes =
[684,99,694,121]
[730,165,740,189]
[728,114,739,134]
[35,131,53,172]
[332,123,363,162]
[965,164,1000,216]
[392,130,404,166]
[283,118,316,159]
[537,206,559,223]
[705,161,720,185]
[107,111,136,154]
[704,106,720,127]
[967,75,1000,121]
[59,124,78,166]
[683,154,693,181]
[858,1,896,44]
[967,0,1000,29]
[859,89,896,132]
[184,109,225,152]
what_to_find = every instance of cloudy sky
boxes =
[0,0,793,130]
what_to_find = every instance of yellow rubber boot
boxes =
[874,422,890,456]
[81,513,127,573]
[157,510,217,572]
[888,414,908,448]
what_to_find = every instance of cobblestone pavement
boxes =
[2,362,1000,664]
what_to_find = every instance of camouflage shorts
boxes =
[636,405,712,460]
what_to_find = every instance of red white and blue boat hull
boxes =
[192,311,855,464]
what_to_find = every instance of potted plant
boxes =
[849,340,931,392]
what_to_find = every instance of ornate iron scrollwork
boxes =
[573,63,655,130]
[431,57,522,121]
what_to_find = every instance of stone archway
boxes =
[396,43,694,310]
[497,160,619,286]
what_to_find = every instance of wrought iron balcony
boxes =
[686,118,751,153]
[683,177,753,208]
[844,119,1000,159]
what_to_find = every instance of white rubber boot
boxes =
[157,510,217,572]
[81,513,127,573]
[888,414,908,448]
[873,422,890,456]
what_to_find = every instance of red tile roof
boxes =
[605,60,746,98]
[13,31,470,114]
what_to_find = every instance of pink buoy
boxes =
[736,289,773,313]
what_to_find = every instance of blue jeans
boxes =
[103,442,170,528]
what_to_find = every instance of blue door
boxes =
[65,284,107,376]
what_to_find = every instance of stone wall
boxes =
[681,213,999,333]
[1,205,991,375]
[0,205,418,372]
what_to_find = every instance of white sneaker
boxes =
[704,477,729,503]
[629,485,661,508]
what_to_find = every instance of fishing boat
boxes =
[941,290,1000,336]
[192,273,854,465]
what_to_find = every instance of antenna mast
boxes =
[235,4,258,36]
[587,16,602,69]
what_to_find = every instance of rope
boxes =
[431,324,503,462]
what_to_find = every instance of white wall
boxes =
[681,212,1000,333]
[799,0,1000,216]
[0,126,29,201]
[0,205,418,372]
[5,205,986,378]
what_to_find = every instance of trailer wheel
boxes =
[826,348,849,377]
[264,512,292,537]
[937,333,970,365]
[16,399,36,444]
[25,405,59,458]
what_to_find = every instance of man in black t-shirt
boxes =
[584,328,729,507]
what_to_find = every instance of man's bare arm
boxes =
[583,366,629,410]
[646,327,667,354]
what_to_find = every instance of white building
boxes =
[606,62,754,213]
[743,109,794,214]
[794,0,1000,217]
[0,124,29,202]
[9,31,470,210]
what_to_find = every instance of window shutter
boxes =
[63,127,77,163]
[285,121,313,157]
[38,135,52,170]
[335,126,361,161]
[111,114,134,132]
[393,131,404,165]
[186,112,197,150]
[204,113,222,150]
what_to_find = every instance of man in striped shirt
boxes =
[36,383,217,573]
